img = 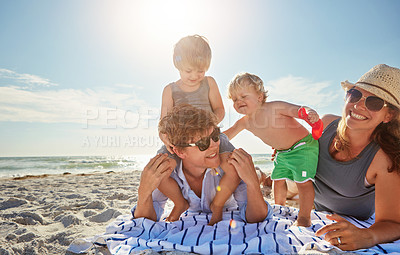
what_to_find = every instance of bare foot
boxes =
[166,199,189,222]
[208,203,223,225]
[294,216,311,227]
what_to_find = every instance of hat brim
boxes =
[341,80,400,109]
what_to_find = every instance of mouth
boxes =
[206,151,218,159]
[350,110,367,120]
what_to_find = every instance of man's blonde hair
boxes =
[228,72,268,102]
[159,104,218,152]
[173,35,212,71]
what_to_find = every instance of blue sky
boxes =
[1,0,399,156]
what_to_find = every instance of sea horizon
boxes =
[0,153,273,178]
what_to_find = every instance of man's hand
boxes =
[138,154,173,198]
[228,148,258,186]
[228,148,268,223]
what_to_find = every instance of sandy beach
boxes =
[0,170,294,255]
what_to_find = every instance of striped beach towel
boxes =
[68,205,400,254]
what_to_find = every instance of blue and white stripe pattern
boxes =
[68,205,400,254]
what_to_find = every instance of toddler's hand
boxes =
[160,133,175,154]
[306,109,319,124]
[298,107,323,140]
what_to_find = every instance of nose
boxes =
[235,98,243,105]
[209,137,220,149]
[354,97,367,110]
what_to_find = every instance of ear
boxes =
[383,110,394,123]
[173,146,187,159]
[258,93,264,102]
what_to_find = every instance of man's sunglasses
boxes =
[346,88,387,112]
[175,127,220,151]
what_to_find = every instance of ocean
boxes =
[0,154,273,178]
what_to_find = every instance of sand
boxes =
[0,171,297,255]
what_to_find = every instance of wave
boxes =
[0,154,273,178]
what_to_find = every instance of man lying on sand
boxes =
[132,104,273,223]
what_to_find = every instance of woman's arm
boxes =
[369,153,400,245]
[207,77,225,123]
[223,116,247,140]
[316,151,400,250]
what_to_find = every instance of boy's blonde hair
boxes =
[159,104,218,153]
[228,72,268,102]
[173,35,212,71]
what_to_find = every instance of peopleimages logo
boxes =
[82,106,160,129]
[81,135,163,148]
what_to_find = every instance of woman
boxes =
[315,64,400,250]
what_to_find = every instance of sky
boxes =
[0,0,399,157]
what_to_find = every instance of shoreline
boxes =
[0,170,296,254]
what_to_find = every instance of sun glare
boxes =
[96,0,218,69]
[104,1,208,56]
[137,0,197,41]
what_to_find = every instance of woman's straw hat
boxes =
[341,64,400,109]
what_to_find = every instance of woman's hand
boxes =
[316,214,376,250]
[138,154,173,199]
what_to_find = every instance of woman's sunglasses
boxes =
[346,88,387,112]
[175,127,220,151]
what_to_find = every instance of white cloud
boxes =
[0,85,159,127]
[266,75,339,109]
[114,83,144,90]
[0,68,57,87]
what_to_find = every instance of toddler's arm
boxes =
[223,116,247,140]
[270,101,319,120]
[160,85,174,120]
[160,84,175,154]
[207,77,225,123]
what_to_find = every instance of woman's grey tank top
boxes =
[314,119,380,220]
[170,78,213,112]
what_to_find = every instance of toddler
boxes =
[158,35,239,225]
[224,72,320,227]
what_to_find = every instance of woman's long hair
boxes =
[333,104,400,174]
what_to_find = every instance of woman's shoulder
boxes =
[367,148,398,184]
[321,114,340,130]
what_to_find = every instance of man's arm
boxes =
[134,154,173,221]
[228,148,269,223]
